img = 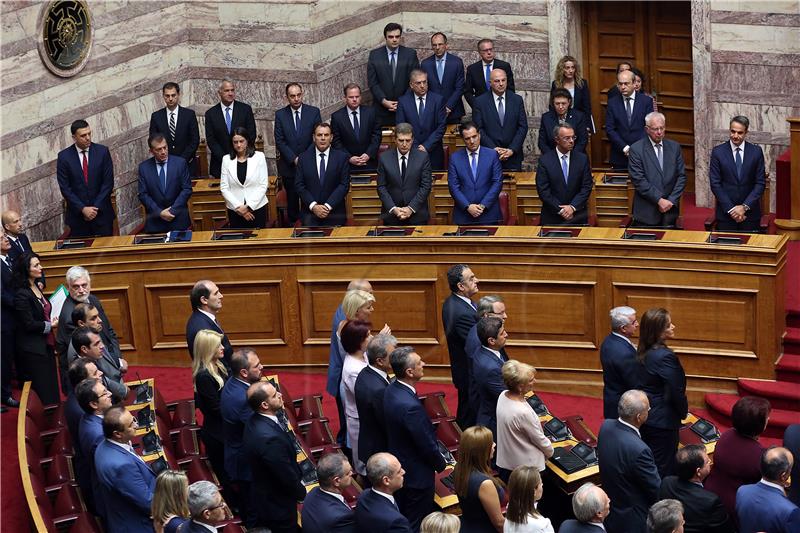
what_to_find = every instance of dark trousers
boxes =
[716,215,760,232]
[396,484,435,533]
[200,430,231,497]
[282,176,300,224]
[59,349,72,397]
[68,217,114,238]
[1,328,15,401]
[227,206,267,229]
[23,349,60,405]
[455,383,477,430]
[641,424,679,477]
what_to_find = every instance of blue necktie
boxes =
[470,151,478,180]
[735,147,743,179]
[484,64,491,90]
[390,51,397,82]
[437,58,445,83]
[319,153,326,185]
[497,96,505,126]
[224,107,232,134]
[561,154,569,184]
[158,162,166,192]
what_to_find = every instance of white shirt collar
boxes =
[437,53,447,63]
[193,521,218,533]
[397,380,416,394]
[556,147,571,161]
[730,140,745,157]
[369,364,389,382]
[320,487,347,504]
[166,106,179,119]
[493,91,506,100]
[292,105,303,116]
[484,346,503,361]
[75,144,89,157]
[456,294,475,308]
[617,418,641,437]
[624,91,637,103]
[397,149,411,167]
[386,46,398,59]
[198,309,217,322]
[373,488,397,506]
[316,147,331,159]
[611,331,636,348]
[759,479,786,494]
[649,136,663,149]
[220,101,234,113]
[258,412,279,424]
[587,523,605,531]
[483,61,493,68]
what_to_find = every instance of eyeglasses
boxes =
[559,136,578,141]
[206,501,227,512]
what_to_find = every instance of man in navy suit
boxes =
[182,480,231,533]
[464,295,507,421]
[710,115,767,232]
[736,446,800,533]
[628,112,686,227]
[421,32,465,124]
[56,119,116,237]
[600,306,639,420]
[0,231,18,408]
[355,333,397,473]
[243,380,306,533]
[538,89,588,154]
[367,22,420,127]
[605,69,654,169]
[1,210,33,262]
[76,378,113,516]
[473,68,528,171]
[447,122,503,225]
[70,325,127,402]
[355,452,413,533]
[275,83,322,223]
[331,83,382,174]
[220,348,263,526]
[597,390,661,533]
[204,78,257,179]
[93,405,156,532]
[301,453,356,533]
[185,280,233,367]
[149,82,200,176]
[295,122,351,227]
[535,123,593,225]
[376,123,433,225]
[442,263,480,429]
[396,70,447,170]
[558,482,611,533]
[384,347,446,532]
[137,133,192,234]
[464,39,515,110]
[473,316,507,439]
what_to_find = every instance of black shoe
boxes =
[3,397,19,408]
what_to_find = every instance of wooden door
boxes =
[583,1,694,189]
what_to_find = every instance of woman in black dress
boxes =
[13,252,59,404]
[454,425,506,532]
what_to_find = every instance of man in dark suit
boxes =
[597,389,661,533]
[0,231,18,409]
[605,69,654,169]
[421,32,465,124]
[447,122,503,225]
[243,380,306,533]
[710,115,767,232]
[535,123,593,225]
[376,123,433,225]
[736,446,800,533]
[1,210,33,262]
[367,22,420,127]
[331,83,382,174]
[295,122,351,226]
[185,280,233,366]
[464,38,515,110]
[628,112,686,227]
[442,263,479,429]
[786,424,800,507]
[464,295,507,420]
[600,306,639,420]
[93,405,156,532]
[69,324,127,402]
[647,500,685,533]
[204,78,256,178]
[473,68,528,171]
[76,377,113,516]
[137,133,192,233]
[56,119,116,237]
[275,82,322,223]
[182,480,231,533]
[301,453,356,533]
[65,359,101,457]
[538,89,588,154]
[473,316,507,439]
[384,347,446,531]
[396,70,447,170]
[558,482,611,533]
[149,82,200,176]
[355,333,396,473]
[658,444,733,533]
[355,452,413,533]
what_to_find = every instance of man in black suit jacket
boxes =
[243,380,306,533]
[355,333,396,473]
[600,306,639,419]
[183,480,232,533]
[597,390,661,533]
[538,89,588,154]
[658,444,732,533]
[558,482,611,533]
[535,123,593,225]
[149,82,200,176]
[1,210,33,263]
[605,69,654,169]
[376,123,433,225]
[331,83,382,173]
[367,22,420,126]
[56,120,116,237]
[275,82,323,223]
[204,78,257,178]
[0,231,17,408]
[472,68,528,170]
[295,123,351,226]
[137,133,193,233]
[464,38,515,109]
[301,453,356,533]
[185,280,233,368]
[355,453,413,533]
[441,263,479,429]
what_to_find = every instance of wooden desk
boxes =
[34,227,788,404]
[189,176,278,231]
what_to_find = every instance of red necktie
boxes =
[81,150,89,184]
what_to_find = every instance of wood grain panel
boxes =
[93,287,134,352]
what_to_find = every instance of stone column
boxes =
[691,0,712,207]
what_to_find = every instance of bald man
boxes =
[472,68,528,170]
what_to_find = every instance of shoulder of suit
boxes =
[179,105,197,117]
[234,100,254,111]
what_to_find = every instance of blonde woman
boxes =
[504,466,554,533]
[151,470,190,533]
[192,329,228,487]
[421,511,461,533]
[550,55,593,132]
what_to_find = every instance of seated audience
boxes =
[558,482,611,532]
[454,426,506,533]
[473,316,509,439]
[550,55,593,133]
[447,121,503,225]
[495,360,552,484]
[736,446,800,533]
[301,453,356,533]
[340,320,372,475]
[76,378,113,514]
[538,89,588,154]
[182,480,232,533]
[355,452,413,533]
[376,123,433,225]
[137,132,192,233]
[658,444,732,533]
[220,126,269,228]
[69,319,128,401]
[151,470,190,533]
[503,466,553,533]
[421,511,460,533]
[646,499,684,533]
[600,306,639,419]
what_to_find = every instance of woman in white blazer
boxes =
[220,126,269,228]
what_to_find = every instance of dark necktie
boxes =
[168,112,176,140]
[294,110,300,134]
[352,110,360,137]
[418,96,425,117]
[497,96,505,126]
[390,52,397,83]
[81,150,89,184]
[319,153,326,185]
[400,155,407,181]
[655,143,663,171]
[158,162,167,192]
[735,147,743,179]
[437,58,444,83]
[224,107,232,134]
[625,97,633,124]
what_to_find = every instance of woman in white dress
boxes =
[339,319,372,476]
[503,466,554,533]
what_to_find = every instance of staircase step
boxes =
[737,379,800,411]
[788,310,800,329]
[704,393,797,439]
[776,354,800,384]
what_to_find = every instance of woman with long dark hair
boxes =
[220,126,268,228]
[455,426,506,532]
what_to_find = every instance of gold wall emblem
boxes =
[37,0,93,77]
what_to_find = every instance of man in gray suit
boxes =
[628,112,686,227]
[376,123,433,225]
